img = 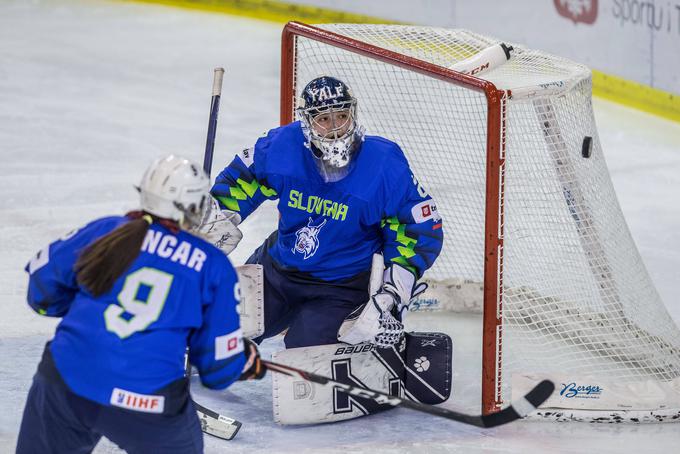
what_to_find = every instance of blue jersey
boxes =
[212,122,443,281]
[25,216,246,407]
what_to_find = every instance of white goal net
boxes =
[282,22,680,421]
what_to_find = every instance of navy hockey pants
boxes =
[16,355,203,454]
[247,234,370,348]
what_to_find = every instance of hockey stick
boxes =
[192,67,243,441]
[203,67,225,177]
[194,401,242,440]
[263,359,554,428]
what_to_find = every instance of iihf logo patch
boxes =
[292,217,327,259]
[110,388,165,414]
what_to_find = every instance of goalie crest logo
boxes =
[292,217,327,259]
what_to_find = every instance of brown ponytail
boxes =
[75,212,155,297]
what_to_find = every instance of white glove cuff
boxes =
[382,264,416,305]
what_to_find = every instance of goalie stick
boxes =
[263,359,554,428]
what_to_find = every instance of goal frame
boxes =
[279,21,508,415]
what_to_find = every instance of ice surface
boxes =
[1,1,679,453]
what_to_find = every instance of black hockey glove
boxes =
[238,338,266,381]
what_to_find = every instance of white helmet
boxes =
[138,155,210,228]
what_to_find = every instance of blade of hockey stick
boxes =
[194,401,242,440]
[263,359,554,428]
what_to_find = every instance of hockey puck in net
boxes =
[582,136,593,158]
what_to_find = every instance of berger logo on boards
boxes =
[559,382,603,399]
[554,0,598,24]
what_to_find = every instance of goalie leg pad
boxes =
[235,264,264,338]
[271,332,453,425]
[272,343,397,425]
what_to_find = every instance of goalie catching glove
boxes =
[238,338,266,380]
[337,264,428,348]
[194,196,243,254]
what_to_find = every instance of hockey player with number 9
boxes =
[17,155,264,454]
[204,76,444,349]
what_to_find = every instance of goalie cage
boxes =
[281,21,680,423]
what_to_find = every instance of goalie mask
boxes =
[298,76,364,168]
[138,154,210,229]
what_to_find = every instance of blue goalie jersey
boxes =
[212,122,444,281]
[25,216,246,408]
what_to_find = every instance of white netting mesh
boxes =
[288,23,680,412]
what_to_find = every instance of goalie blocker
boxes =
[273,332,452,424]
